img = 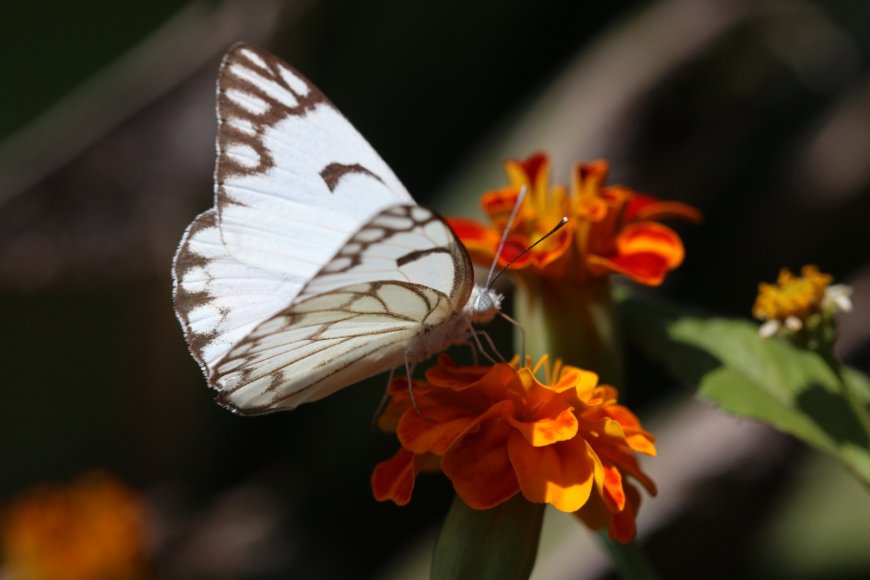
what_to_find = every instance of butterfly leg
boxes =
[400,352,439,422]
[463,316,499,364]
[498,311,526,365]
[371,367,395,428]
[477,328,506,363]
[467,341,480,366]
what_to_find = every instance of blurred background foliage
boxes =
[2,0,869,578]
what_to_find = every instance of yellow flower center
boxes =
[752,265,832,321]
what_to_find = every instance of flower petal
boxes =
[506,407,579,447]
[371,448,418,506]
[506,152,550,194]
[595,446,657,496]
[601,464,626,511]
[588,222,685,285]
[481,186,523,220]
[445,217,500,264]
[608,483,642,543]
[574,478,642,544]
[624,192,703,223]
[397,406,478,456]
[441,402,519,509]
[575,488,610,532]
[427,360,519,396]
[572,160,609,202]
[616,222,685,269]
[507,432,594,513]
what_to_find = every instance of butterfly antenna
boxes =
[488,216,569,289]
[484,186,528,290]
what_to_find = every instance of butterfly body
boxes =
[173,44,502,414]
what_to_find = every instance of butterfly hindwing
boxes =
[211,281,457,413]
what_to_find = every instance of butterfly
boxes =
[172,43,503,414]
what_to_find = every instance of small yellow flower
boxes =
[753,265,852,338]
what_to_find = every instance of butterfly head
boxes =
[466,285,503,324]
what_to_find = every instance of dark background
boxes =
[2,1,869,578]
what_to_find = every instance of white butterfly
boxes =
[173,43,502,414]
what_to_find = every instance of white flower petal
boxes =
[823,284,853,313]
[759,319,781,338]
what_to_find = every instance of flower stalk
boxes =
[432,495,544,580]
[820,342,870,445]
[597,530,660,580]
[515,275,624,387]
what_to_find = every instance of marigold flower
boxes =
[372,356,657,543]
[1,472,151,580]
[448,152,701,285]
[753,265,852,339]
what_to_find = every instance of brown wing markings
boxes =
[226,322,405,389]
[302,206,454,296]
[424,206,474,309]
[221,331,407,414]
[172,210,223,368]
[396,247,452,267]
[216,43,333,181]
[325,205,472,310]
[320,162,385,193]
[212,281,447,407]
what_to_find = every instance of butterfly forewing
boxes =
[215,43,413,277]
[173,210,302,371]
[297,205,473,307]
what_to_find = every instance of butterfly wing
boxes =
[215,43,413,277]
[210,205,475,414]
[212,281,457,413]
[173,210,301,372]
[174,43,416,374]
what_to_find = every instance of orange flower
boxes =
[449,152,701,285]
[372,356,657,543]
[1,472,151,580]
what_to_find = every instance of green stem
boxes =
[431,495,545,580]
[820,348,870,440]
[596,531,660,580]
[514,275,623,386]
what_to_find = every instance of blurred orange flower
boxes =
[448,152,701,285]
[1,471,151,580]
[372,356,657,543]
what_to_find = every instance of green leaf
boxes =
[619,291,870,488]
[431,495,544,580]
